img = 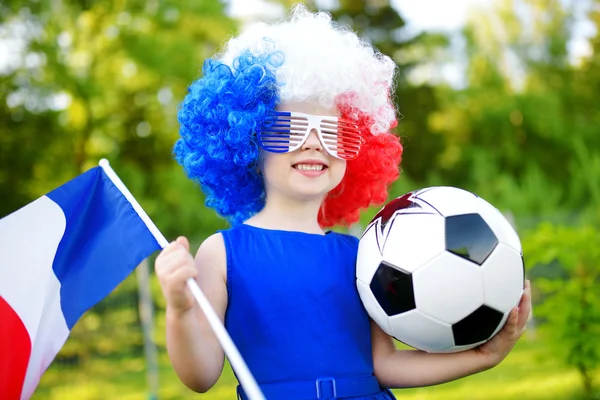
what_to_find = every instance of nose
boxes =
[301,129,324,152]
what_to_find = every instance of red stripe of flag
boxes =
[0,295,31,400]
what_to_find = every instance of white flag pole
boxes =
[99,159,265,400]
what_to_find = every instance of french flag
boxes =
[0,160,164,399]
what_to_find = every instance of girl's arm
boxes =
[372,280,532,388]
[162,233,229,392]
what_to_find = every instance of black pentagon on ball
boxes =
[445,213,498,265]
[370,261,416,316]
[452,305,504,346]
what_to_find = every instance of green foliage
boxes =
[421,0,600,224]
[524,223,600,398]
[0,0,234,241]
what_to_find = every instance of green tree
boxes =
[425,0,599,222]
[524,223,600,398]
[0,0,235,239]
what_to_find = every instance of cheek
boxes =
[261,154,289,183]
[331,161,347,185]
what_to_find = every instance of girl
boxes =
[155,5,532,399]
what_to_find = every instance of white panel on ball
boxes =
[356,280,392,335]
[413,252,484,325]
[481,243,524,312]
[381,213,446,274]
[356,222,384,285]
[414,187,480,217]
[388,309,455,353]
[475,198,522,254]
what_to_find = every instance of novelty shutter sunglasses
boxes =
[257,111,363,160]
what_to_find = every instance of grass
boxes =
[33,333,600,400]
[391,338,594,400]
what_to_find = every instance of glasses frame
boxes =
[256,111,363,160]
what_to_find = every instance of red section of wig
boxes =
[318,99,403,228]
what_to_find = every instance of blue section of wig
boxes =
[174,49,283,225]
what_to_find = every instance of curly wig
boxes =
[174,4,403,227]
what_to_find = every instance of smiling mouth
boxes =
[293,164,326,171]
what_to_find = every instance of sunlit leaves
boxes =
[523,223,600,395]
[424,0,599,219]
[1,0,234,241]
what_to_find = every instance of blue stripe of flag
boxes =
[46,166,161,329]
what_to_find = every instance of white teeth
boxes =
[295,164,324,171]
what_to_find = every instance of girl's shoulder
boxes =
[194,232,227,283]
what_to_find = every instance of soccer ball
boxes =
[356,186,524,353]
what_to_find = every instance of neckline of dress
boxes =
[239,223,333,237]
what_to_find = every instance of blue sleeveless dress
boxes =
[221,224,396,400]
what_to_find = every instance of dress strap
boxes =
[236,374,381,400]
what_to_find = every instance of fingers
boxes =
[163,260,197,287]
[158,250,197,278]
[158,236,188,254]
[176,236,190,251]
[154,237,197,313]
[504,307,519,338]
[156,237,190,265]
[517,279,532,329]
[502,280,532,340]
[155,237,196,280]
[159,240,191,263]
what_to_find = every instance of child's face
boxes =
[259,101,347,203]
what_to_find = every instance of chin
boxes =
[292,186,331,201]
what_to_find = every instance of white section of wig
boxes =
[218,4,397,135]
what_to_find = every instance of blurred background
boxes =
[1,0,599,399]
